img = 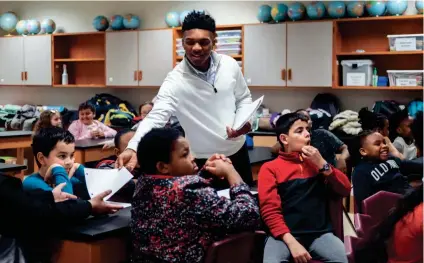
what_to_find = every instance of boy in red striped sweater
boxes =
[258,113,350,263]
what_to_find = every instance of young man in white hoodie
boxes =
[116,11,254,186]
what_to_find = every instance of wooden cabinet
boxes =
[138,29,173,86]
[287,22,332,87]
[106,31,138,87]
[243,24,287,87]
[0,37,24,85]
[0,35,51,86]
[106,29,173,87]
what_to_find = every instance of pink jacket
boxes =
[68,120,117,140]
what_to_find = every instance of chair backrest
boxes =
[362,191,402,224]
[204,231,266,263]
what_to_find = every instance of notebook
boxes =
[231,95,264,132]
[84,168,133,201]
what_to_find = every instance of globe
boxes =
[0,12,18,35]
[387,0,408,16]
[110,15,124,30]
[328,1,346,18]
[288,2,306,21]
[16,20,28,35]
[366,1,386,17]
[179,10,191,25]
[271,3,288,22]
[416,0,424,14]
[347,1,365,17]
[165,12,180,28]
[27,19,40,35]
[40,19,56,34]
[306,2,326,20]
[93,15,109,31]
[257,5,272,23]
[123,14,140,29]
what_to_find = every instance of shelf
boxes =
[53,84,106,88]
[54,58,105,62]
[176,54,242,60]
[336,51,424,56]
[334,14,424,23]
[333,86,423,90]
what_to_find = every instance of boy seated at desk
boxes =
[131,128,260,263]
[23,127,90,199]
[258,113,350,263]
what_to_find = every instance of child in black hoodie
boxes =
[351,130,422,212]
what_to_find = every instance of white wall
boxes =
[0,1,422,111]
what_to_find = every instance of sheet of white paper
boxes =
[105,201,131,208]
[232,95,264,131]
[217,189,258,199]
[84,168,133,201]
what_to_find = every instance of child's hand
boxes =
[205,153,232,166]
[52,183,77,203]
[45,163,64,182]
[68,163,81,179]
[97,131,105,138]
[287,240,312,263]
[301,146,326,170]
[89,190,123,215]
[102,141,114,150]
[204,159,243,186]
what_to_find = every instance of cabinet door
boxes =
[106,31,139,86]
[287,22,333,87]
[24,35,52,86]
[138,29,173,86]
[244,24,286,87]
[0,37,24,85]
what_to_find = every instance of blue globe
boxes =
[288,2,306,21]
[306,2,326,20]
[27,20,40,35]
[110,15,124,30]
[257,5,272,22]
[93,15,109,31]
[165,12,180,28]
[180,10,191,25]
[417,0,424,14]
[347,1,365,17]
[0,12,18,34]
[387,0,408,15]
[123,14,140,29]
[16,20,28,35]
[366,1,386,17]
[271,3,288,22]
[40,19,55,34]
[328,1,346,18]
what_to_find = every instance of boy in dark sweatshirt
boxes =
[259,113,350,263]
[351,130,422,212]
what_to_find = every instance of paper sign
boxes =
[396,78,417,86]
[231,95,264,131]
[346,73,366,86]
[217,189,258,199]
[395,37,416,51]
[84,168,133,201]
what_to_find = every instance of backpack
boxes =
[310,93,341,117]
[372,100,403,118]
[408,99,423,118]
[86,93,137,120]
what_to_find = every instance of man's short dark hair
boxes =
[136,128,183,175]
[32,127,75,168]
[275,113,309,146]
[78,102,96,114]
[182,10,216,33]
[411,111,423,152]
[114,129,134,149]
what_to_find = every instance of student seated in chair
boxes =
[131,128,260,263]
[258,113,350,263]
[23,127,89,199]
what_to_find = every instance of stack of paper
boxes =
[228,95,264,136]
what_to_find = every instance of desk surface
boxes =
[248,130,275,137]
[248,146,274,165]
[75,138,112,149]
[0,163,27,172]
[0,131,33,138]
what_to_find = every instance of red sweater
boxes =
[258,151,351,238]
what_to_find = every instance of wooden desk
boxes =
[248,146,275,181]
[248,131,276,147]
[0,131,33,177]
[74,138,115,164]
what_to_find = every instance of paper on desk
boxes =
[232,95,264,131]
[106,201,131,208]
[84,168,133,201]
[217,189,258,199]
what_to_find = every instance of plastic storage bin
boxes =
[176,38,182,45]
[176,45,184,51]
[176,50,185,57]
[215,48,241,55]
[341,60,373,86]
[387,70,423,87]
[387,34,423,51]
[216,30,242,38]
[216,36,242,44]
[216,42,241,49]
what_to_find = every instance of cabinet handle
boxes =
[24,71,28,81]
[281,69,286,81]
[134,71,137,81]
[288,68,292,81]
[138,70,142,81]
